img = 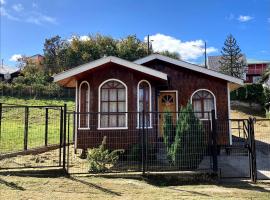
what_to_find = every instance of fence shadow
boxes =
[67,176,121,196]
[0,177,25,191]
[219,179,270,193]
[0,168,66,178]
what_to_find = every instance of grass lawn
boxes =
[0,96,75,153]
[0,171,269,200]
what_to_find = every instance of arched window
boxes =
[191,89,216,119]
[99,79,127,129]
[137,80,152,127]
[79,81,90,128]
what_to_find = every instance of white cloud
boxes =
[238,15,254,22]
[147,34,217,61]
[1,2,57,26]
[0,0,5,5]
[68,35,90,42]
[0,7,19,21]
[79,35,90,41]
[26,13,57,25]
[9,54,23,62]
[12,3,24,12]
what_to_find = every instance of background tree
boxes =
[158,50,181,60]
[116,35,148,61]
[219,34,246,78]
[43,35,62,75]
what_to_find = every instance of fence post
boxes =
[45,108,48,146]
[142,110,146,175]
[211,109,218,173]
[67,112,70,173]
[62,104,67,171]
[59,107,63,166]
[249,117,257,183]
[0,103,2,139]
[24,106,29,151]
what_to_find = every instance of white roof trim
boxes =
[53,56,168,82]
[134,54,244,85]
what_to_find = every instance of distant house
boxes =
[0,65,20,82]
[207,55,247,80]
[54,54,243,150]
[26,54,44,65]
[245,60,270,84]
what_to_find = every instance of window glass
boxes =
[138,81,151,127]
[100,80,127,128]
[79,82,90,128]
[192,90,214,119]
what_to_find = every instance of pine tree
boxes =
[219,34,246,78]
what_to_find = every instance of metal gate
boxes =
[218,119,252,179]
[0,103,67,170]
[253,118,270,180]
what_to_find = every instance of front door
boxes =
[158,91,177,137]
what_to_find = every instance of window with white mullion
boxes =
[99,80,127,128]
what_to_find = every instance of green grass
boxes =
[0,96,75,153]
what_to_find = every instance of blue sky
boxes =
[1,0,270,68]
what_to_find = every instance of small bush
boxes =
[87,136,124,173]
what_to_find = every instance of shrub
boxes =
[162,104,207,169]
[231,84,265,106]
[87,136,124,173]
[163,111,175,161]
[122,143,156,161]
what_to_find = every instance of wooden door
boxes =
[158,91,177,137]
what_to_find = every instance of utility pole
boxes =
[204,41,207,68]
[147,35,150,55]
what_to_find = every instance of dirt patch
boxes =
[0,174,270,200]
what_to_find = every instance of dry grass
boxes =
[0,172,270,200]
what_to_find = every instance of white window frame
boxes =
[137,80,152,128]
[190,89,217,120]
[98,78,128,130]
[78,81,90,130]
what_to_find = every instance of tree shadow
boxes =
[0,168,66,178]
[219,179,270,193]
[67,176,121,197]
[0,177,25,191]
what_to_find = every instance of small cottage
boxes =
[54,54,243,151]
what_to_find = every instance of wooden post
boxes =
[45,108,48,146]
[24,107,29,151]
[211,109,218,173]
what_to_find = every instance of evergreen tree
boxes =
[219,34,246,78]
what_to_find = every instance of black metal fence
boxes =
[0,103,65,169]
[0,103,269,182]
[65,110,218,174]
